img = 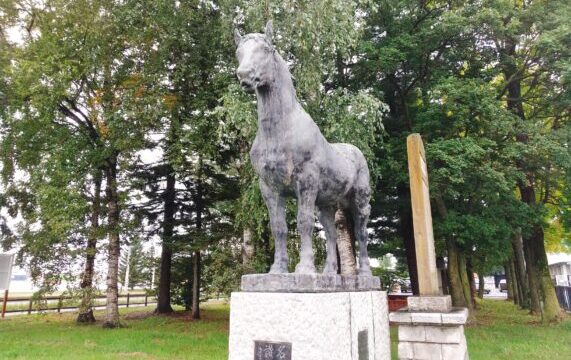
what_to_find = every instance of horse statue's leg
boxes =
[317,206,338,274]
[352,192,372,276]
[294,175,318,274]
[260,180,289,273]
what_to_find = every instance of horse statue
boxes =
[234,21,372,276]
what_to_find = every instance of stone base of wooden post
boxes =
[389,295,469,360]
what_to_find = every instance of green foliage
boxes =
[0,0,569,315]
[202,239,245,298]
[357,0,570,276]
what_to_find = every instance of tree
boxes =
[77,170,102,323]
[352,0,569,318]
[1,0,162,327]
[355,0,482,296]
[119,0,238,315]
[473,0,570,322]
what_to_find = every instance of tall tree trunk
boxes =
[520,188,561,321]
[185,271,192,311]
[523,235,541,314]
[512,230,529,309]
[505,262,514,302]
[446,239,467,307]
[192,162,203,320]
[533,227,563,322]
[399,185,419,295]
[458,252,474,312]
[510,258,521,306]
[192,251,201,319]
[77,172,102,323]
[156,169,175,314]
[477,272,485,299]
[514,258,525,307]
[335,208,357,275]
[436,195,467,307]
[103,156,121,328]
[503,42,561,322]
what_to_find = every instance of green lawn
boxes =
[0,304,229,359]
[464,300,571,360]
[0,300,568,359]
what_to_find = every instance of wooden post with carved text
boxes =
[407,134,440,296]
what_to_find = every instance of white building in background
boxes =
[548,253,571,286]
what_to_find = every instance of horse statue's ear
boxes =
[234,29,242,47]
[265,20,273,44]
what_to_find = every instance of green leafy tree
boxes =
[118,0,239,317]
[472,0,570,322]
[355,0,482,296]
[1,0,162,327]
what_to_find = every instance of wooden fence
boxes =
[1,290,156,318]
[555,286,571,312]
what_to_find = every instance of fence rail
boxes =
[1,290,156,318]
[555,286,571,312]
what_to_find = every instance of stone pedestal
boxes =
[389,296,469,360]
[229,274,390,360]
[241,273,381,292]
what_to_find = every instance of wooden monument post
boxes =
[406,134,440,296]
[390,134,470,360]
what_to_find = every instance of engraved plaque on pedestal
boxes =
[254,341,292,360]
[358,330,369,360]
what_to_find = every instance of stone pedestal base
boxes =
[241,273,381,292]
[229,291,390,360]
[389,296,469,360]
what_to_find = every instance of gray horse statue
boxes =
[234,21,372,276]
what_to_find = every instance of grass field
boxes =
[465,300,571,360]
[0,304,229,360]
[0,299,569,359]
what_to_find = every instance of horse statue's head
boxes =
[234,21,276,93]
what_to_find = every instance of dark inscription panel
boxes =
[254,341,292,360]
[358,330,369,360]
